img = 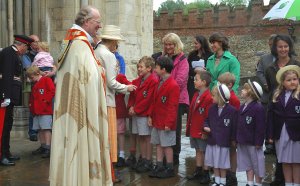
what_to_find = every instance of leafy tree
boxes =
[157,0,186,15]
[220,0,249,7]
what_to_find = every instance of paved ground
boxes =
[0,115,277,186]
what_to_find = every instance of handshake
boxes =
[1,99,11,107]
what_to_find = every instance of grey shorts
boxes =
[33,115,52,130]
[150,127,176,147]
[132,116,151,135]
[190,137,207,151]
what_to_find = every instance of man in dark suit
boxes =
[0,35,34,166]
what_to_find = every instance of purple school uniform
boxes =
[204,103,238,147]
[270,91,300,163]
[236,101,266,177]
[204,104,237,169]
[237,101,266,146]
[267,91,300,141]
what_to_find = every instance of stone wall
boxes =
[153,0,300,78]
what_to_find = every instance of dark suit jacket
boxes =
[204,103,238,147]
[237,101,266,146]
[267,92,300,141]
[0,45,23,105]
[256,53,275,103]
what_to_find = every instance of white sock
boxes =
[256,183,262,186]
[215,176,220,184]
[285,183,293,186]
[294,184,300,186]
[119,151,125,158]
[247,181,254,186]
[220,177,226,185]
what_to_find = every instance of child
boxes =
[27,65,55,158]
[237,80,265,186]
[268,65,300,186]
[217,72,240,184]
[148,56,180,178]
[128,56,158,173]
[203,84,238,186]
[186,70,213,183]
[31,42,54,72]
[115,72,131,167]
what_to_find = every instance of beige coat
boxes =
[49,30,112,186]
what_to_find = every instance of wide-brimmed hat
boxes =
[248,79,263,99]
[100,25,125,41]
[14,35,34,45]
[276,65,300,83]
[217,83,230,103]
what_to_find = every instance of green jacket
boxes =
[206,50,240,93]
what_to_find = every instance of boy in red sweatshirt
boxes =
[128,56,158,173]
[149,56,180,178]
[186,70,213,183]
[27,65,55,158]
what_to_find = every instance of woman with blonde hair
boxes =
[155,32,189,165]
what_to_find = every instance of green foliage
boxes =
[157,0,212,15]
[220,0,249,7]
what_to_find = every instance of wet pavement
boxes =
[1,114,276,186]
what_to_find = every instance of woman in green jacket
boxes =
[206,32,240,93]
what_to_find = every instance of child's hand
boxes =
[128,107,135,116]
[268,139,273,144]
[165,126,170,131]
[203,127,210,133]
[148,117,152,127]
[231,141,236,148]
[201,133,208,140]
[127,85,137,92]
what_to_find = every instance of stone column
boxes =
[0,0,8,47]
[31,0,39,35]
[15,0,23,34]
[8,0,13,44]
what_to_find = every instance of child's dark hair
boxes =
[196,70,212,87]
[156,56,173,73]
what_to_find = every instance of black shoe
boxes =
[187,168,203,180]
[8,153,20,161]
[148,165,165,178]
[0,158,15,166]
[156,167,175,178]
[32,146,45,155]
[226,173,237,186]
[199,172,210,184]
[116,157,126,167]
[29,135,38,141]
[125,154,136,168]
[41,149,50,158]
[136,160,152,173]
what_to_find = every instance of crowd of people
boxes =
[0,5,300,186]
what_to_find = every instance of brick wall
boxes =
[153,1,300,78]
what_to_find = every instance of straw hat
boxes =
[100,25,125,41]
[217,83,230,103]
[248,79,263,99]
[276,65,300,83]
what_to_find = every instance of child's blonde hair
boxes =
[273,69,300,102]
[138,56,155,70]
[37,42,49,52]
[211,85,226,106]
[26,65,41,76]
[218,72,236,88]
[243,83,259,101]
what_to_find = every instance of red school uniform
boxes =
[29,76,55,115]
[186,89,213,138]
[230,90,240,110]
[115,74,131,118]
[151,76,180,130]
[128,74,158,116]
